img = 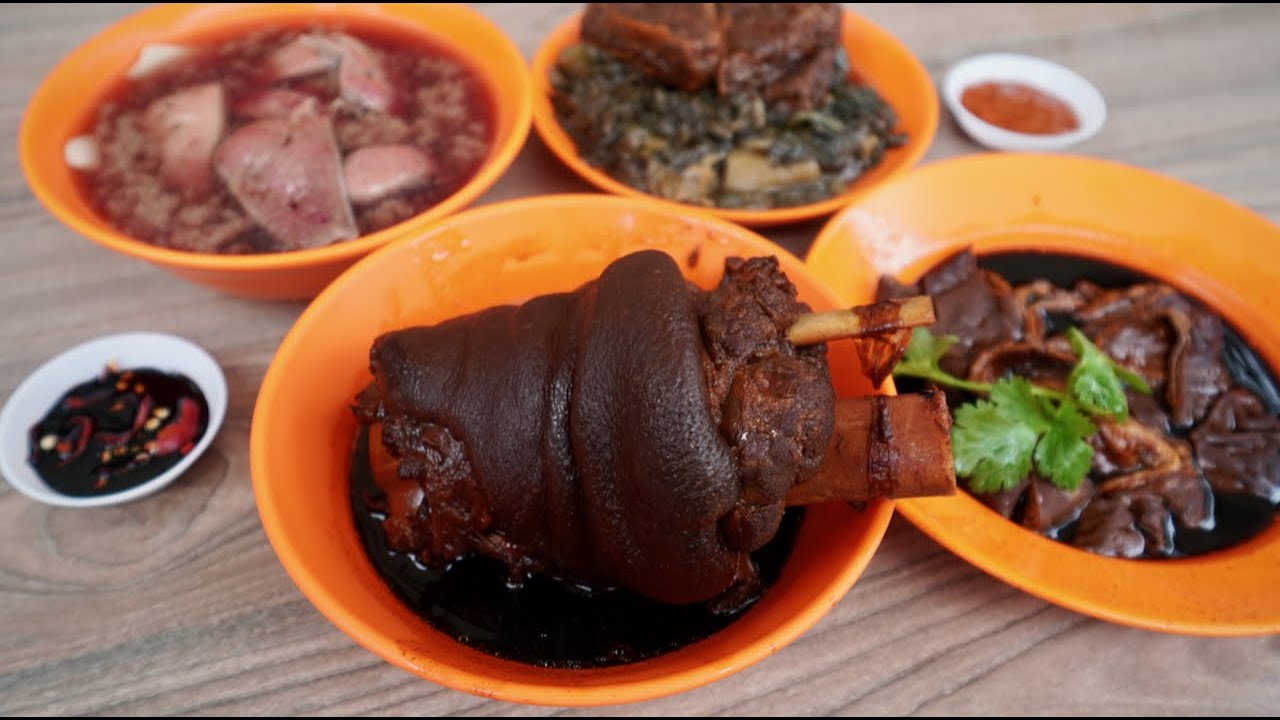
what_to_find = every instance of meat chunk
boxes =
[967,341,1076,389]
[144,82,225,197]
[332,33,394,112]
[716,2,841,107]
[761,44,838,113]
[1074,429,1213,558]
[1072,492,1174,558]
[356,251,866,610]
[1022,475,1095,533]
[1191,389,1280,502]
[213,112,358,250]
[233,88,317,120]
[580,3,722,91]
[343,145,433,205]
[914,249,1024,377]
[267,34,342,80]
[267,33,392,111]
[1079,284,1231,429]
[699,256,833,555]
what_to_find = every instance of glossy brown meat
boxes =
[760,44,838,113]
[1078,283,1231,429]
[716,3,841,108]
[699,256,834,556]
[580,3,842,110]
[1191,389,1280,502]
[580,3,722,91]
[880,249,1023,378]
[888,247,1266,558]
[356,250,832,607]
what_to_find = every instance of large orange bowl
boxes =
[250,194,893,705]
[806,153,1280,636]
[530,8,938,228]
[19,3,532,300]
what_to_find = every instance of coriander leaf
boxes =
[905,326,957,365]
[951,399,1038,494]
[989,376,1051,434]
[1111,362,1153,395]
[1033,400,1096,490]
[1066,327,1129,419]
[892,328,997,395]
[895,327,958,377]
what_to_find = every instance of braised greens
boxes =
[550,44,903,210]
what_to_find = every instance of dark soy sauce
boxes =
[27,366,208,498]
[975,251,1280,556]
[349,427,804,668]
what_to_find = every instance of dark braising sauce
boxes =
[348,427,804,668]
[980,252,1279,556]
[27,366,209,497]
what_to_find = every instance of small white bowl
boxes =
[942,52,1106,152]
[0,332,227,508]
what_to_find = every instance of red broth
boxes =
[78,24,496,254]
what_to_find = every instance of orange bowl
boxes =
[806,153,1280,636]
[530,8,938,228]
[19,3,532,299]
[251,194,892,705]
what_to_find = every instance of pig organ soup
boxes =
[74,25,495,254]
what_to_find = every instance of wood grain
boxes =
[2,3,1278,715]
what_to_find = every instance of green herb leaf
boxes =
[1111,362,1153,395]
[892,328,996,395]
[988,376,1051,434]
[1033,400,1096,490]
[896,327,958,376]
[893,326,1125,495]
[1066,327,1129,419]
[951,396,1038,494]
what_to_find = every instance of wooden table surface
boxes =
[3,3,1279,716]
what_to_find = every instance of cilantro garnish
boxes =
[893,327,1151,494]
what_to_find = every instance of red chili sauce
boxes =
[960,81,1080,135]
[27,366,208,497]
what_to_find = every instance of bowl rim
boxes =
[250,192,895,705]
[805,152,1280,636]
[18,2,533,273]
[941,52,1107,152]
[529,8,939,227]
[0,331,228,508]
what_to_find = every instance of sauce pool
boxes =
[960,81,1080,135]
[27,366,209,497]
[347,426,805,668]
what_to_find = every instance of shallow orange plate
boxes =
[252,194,892,705]
[530,9,938,227]
[806,153,1280,636]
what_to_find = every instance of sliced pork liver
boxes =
[343,145,432,206]
[144,82,225,197]
[267,32,392,112]
[213,112,357,250]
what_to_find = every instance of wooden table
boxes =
[3,3,1278,715]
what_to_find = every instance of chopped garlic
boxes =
[126,43,192,79]
[63,135,100,170]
